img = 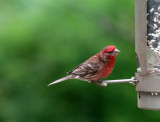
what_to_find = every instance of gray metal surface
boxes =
[138,92,160,110]
[136,73,160,92]
[135,0,147,75]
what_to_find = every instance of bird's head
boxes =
[100,45,120,62]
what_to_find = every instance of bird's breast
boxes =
[97,60,116,80]
[101,65,114,78]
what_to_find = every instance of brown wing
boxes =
[67,55,104,80]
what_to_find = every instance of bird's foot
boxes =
[90,80,107,87]
[97,80,107,87]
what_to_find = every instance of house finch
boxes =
[48,45,120,86]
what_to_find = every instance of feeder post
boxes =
[135,0,147,75]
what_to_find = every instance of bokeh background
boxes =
[0,0,160,122]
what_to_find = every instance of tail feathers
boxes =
[48,75,73,86]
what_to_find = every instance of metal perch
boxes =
[100,77,137,86]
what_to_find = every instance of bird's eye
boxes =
[108,51,112,54]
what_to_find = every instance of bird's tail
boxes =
[47,75,73,86]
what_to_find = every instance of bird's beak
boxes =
[114,49,120,53]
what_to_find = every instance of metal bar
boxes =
[103,79,134,84]
[101,77,137,86]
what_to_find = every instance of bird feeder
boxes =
[103,0,160,111]
[135,0,160,110]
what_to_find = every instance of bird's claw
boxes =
[90,80,107,87]
[97,80,107,87]
[98,82,107,86]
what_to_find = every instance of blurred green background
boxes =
[0,0,160,122]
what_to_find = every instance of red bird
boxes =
[48,45,120,86]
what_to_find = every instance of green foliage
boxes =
[0,0,159,122]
